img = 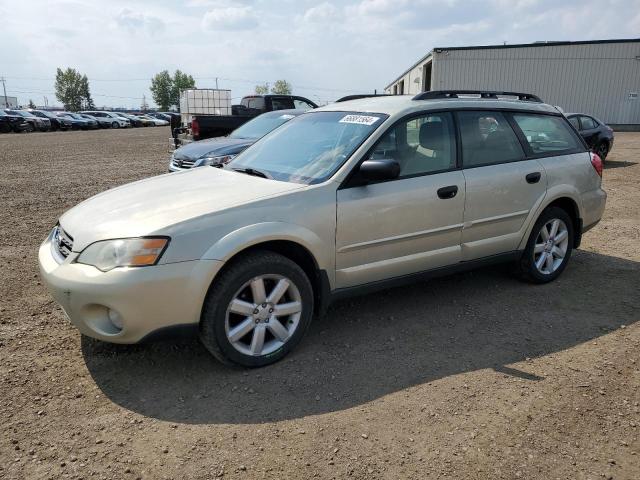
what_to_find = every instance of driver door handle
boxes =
[437,185,458,199]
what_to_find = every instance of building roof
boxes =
[384,37,640,89]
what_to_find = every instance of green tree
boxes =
[171,70,195,109]
[54,67,87,111]
[79,75,95,110]
[28,99,36,109]
[271,79,292,95]
[255,83,269,94]
[150,70,173,111]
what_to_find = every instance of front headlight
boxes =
[76,237,169,272]
[196,154,236,167]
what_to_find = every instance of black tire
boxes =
[25,122,35,133]
[111,121,119,129]
[200,250,314,368]
[595,141,609,161]
[518,207,574,284]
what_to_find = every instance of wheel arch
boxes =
[201,223,332,317]
[519,191,583,251]
[545,196,581,248]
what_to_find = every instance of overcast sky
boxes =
[1,0,639,108]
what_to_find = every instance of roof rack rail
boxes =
[412,90,543,102]
[335,94,393,103]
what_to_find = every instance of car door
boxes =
[578,115,599,149]
[335,111,465,288]
[458,110,547,260]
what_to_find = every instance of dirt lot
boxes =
[1,127,638,480]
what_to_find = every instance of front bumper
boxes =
[38,232,224,344]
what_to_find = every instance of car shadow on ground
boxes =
[604,159,637,169]
[83,250,639,424]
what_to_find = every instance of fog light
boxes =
[107,309,123,330]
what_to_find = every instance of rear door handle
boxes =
[526,172,541,184]
[437,185,458,199]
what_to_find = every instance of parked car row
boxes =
[0,109,173,133]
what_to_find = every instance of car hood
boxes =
[59,167,305,251]
[173,137,254,160]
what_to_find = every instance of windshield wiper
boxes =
[232,167,269,179]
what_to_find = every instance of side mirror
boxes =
[358,159,400,182]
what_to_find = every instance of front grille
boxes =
[171,155,196,169]
[53,226,73,260]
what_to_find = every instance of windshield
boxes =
[228,111,387,184]
[230,111,299,140]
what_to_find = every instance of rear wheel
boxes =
[200,251,314,367]
[595,141,609,161]
[518,207,574,283]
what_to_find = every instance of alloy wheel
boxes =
[533,218,569,275]
[225,274,302,357]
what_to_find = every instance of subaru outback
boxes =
[39,91,606,367]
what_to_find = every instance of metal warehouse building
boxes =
[384,38,640,129]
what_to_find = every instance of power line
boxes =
[2,75,363,94]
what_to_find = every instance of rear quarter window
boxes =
[512,114,583,155]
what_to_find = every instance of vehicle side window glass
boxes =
[580,116,597,130]
[512,113,581,154]
[247,98,265,110]
[568,116,580,130]
[458,111,524,167]
[271,98,293,110]
[369,112,456,177]
[293,99,314,110]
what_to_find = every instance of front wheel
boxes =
[111,121,119,129]
[200,251,314,367]
[518,207,574,283]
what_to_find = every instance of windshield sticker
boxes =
[279,114,295,119]
[339,114,379,126]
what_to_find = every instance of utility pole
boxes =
[215,77,219,89]
[1,77,8,108]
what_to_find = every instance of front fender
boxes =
[201,222,332,274]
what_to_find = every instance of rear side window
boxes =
[458,111,524,167]
[568,116,580,130]
[512,114,582,155]
[271,98,294,110]
[580,116,598,130]
[245,98,265,110]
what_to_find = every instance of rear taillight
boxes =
[191,118,200,139]
[590,152,603,177]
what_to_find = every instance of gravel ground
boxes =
[0,127,639,480]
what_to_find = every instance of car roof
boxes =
[316,94,559,117]
[260,108,307,117]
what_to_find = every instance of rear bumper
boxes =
[581,188,607,232]
[38,232,224,344]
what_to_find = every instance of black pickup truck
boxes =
[173,94,317,146]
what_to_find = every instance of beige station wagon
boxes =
[39,90,607,367]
